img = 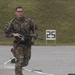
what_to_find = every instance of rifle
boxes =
[5,29,43,42]
[15,31,43,41]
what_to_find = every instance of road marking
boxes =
[24,69,54,75]
[4,57,15,69]
[4,57,54,75]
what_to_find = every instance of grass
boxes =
[0,0,75,45]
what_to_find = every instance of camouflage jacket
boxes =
[3,16,38,43]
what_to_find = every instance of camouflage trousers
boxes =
[12,43,31,75]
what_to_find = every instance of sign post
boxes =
[46,30,56,45]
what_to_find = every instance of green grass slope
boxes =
[0,0,75,45]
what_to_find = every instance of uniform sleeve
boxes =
[30,19,38,37]
[3,22,14,37]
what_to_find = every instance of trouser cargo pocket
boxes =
[11,48,16,57]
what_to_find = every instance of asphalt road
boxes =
[0,46,75,75]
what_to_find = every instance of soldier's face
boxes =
[15,8,24,19]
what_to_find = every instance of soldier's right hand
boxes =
[12,33,22,38]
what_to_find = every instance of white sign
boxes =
[46,30,56,40]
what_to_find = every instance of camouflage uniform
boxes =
[3,16,38,75]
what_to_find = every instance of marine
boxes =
[3,6,38,75]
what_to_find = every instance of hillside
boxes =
[0,0,75,45]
